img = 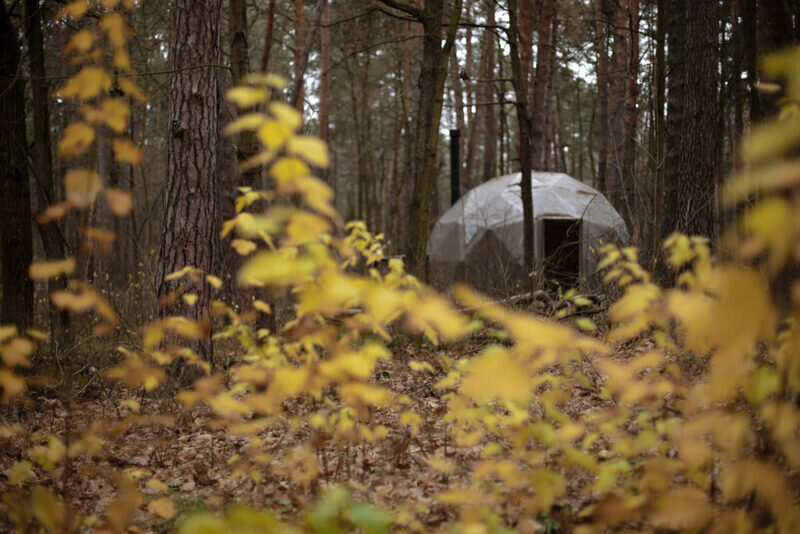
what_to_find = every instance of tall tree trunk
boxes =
[607,0,629,228]
[0,2,34,328]
[157,0,222,367]
[621,0,640,237]
[651,0,666,266]
[742,0,759,124]
[290,0,325,111]
[542,8,559,171]
[480,0,497,182]
[662,0,685,242]
[382,0,463,279]
[318,0,330,148]
[293,0,305,110]
[594,0,610,195]
[508,0,535,284]
[230,0,258,188]
[531,0,555,171]
[666,0,718,239]
[259,0,277,73]
[25,0,70,345]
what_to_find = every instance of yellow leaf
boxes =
[253,300,271,314]
[227,87,269,108]
[650,487,713,531]
[58,122,95,157]
[257,119,292,150]
[0,369,26,400]
[36,201,73,224]
[224,113,266,135]
[459,347,530,403]
[409,361,435,373]
[285,211,331,246]
[147,497,176,519]
[271,157,310,183]
[206,275,223,289]
[575,317,596,333]
[287,136,330,168]
[63,29,94,56]
[146,479,169,492]
[29,258,76,280]
[113,49,132,71]
[105,188,134,216]
[118,78,148,103]
[57,66,111,99]
[231,239,257,255]
[270,102,302,131]
[9,460,33,486]
[112,139,142,164]
[32,486,67,533]
[63,169,102,208]
[55,0,88,19]
[100,13,130,49]
[100,98,131,132]
[0,338,34,367]
[119,398,140,412]
[0,325,17,343]
[182,293,198,306]
[427,456,456,474]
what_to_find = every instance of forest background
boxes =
[1,0,800,532]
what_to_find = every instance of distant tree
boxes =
[377,0,463,280]
[663,0,718,239]
[507,0,535,283]
[0,1,34,328]
[156,0,222,366]
[25,0,70,345]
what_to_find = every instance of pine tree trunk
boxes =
[607,0,628,227]
[594,0,610,195]
[676,0,718,238]
[662,0,685,241]
[480,0,497,182]
[531,0,555,171]
[293,0,305,110]
[157,0,222,367]
[0,2,34,328]
[403,0,463,280]
[259,0,277,73]
[25,0,70,346]
[508,0,535,284]
[621,0,640,237]
[230,0,258,188]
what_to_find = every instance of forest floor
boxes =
[0,329,635,532]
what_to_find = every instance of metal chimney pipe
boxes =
[450,128,460,206]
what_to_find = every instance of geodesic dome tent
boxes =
[427,172,629,296]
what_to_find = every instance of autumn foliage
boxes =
[3,1,800,532]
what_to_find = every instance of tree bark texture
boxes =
[531,0,555,171]
[0,2,34,328]
[230,0,259,188]
[662,0,685,241]
[480,0,497,182]
[25,0,70,345]
[396,0,463,280]
[157,0,222,365]
[594,0,610,196]
[508,0,535,282]
[621,0,640,237]
[259,0,277,73]
[666,0,719,239]
[293,0,305,110]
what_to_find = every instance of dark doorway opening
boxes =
[543,219,581,288]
